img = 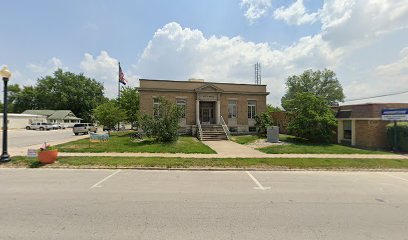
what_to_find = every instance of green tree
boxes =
[35,69,105,122]
[93,100,126,134]
[255,111,274,137]
[119,87,139,129]
[267,104,283,113]
[13,86,37,113]
[139,97,181,142]
[286,92,337,143]
[281,69,345,111]
[2,84,21,113]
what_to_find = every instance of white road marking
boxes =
[90,170,121,189]
[383,172,408,183]
[245,171,270,190]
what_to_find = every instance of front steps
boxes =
[199,124,228,141]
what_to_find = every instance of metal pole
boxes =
[117,62,120,131]
[393,120,398,152]
[1,77,10,162]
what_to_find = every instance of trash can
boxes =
[267,126,279,143]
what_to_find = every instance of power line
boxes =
[344,89,408,102]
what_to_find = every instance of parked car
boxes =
[25,122,53,131]
[51,123,65,130]
[73,123,97,135]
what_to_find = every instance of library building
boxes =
[138,78,269,139]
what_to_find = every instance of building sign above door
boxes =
[198,93,218,101]
[381,108,408,121]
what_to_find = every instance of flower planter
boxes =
[38,150,58,164]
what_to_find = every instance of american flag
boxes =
[119,65,127,85]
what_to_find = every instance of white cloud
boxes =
[273,0,320,25]
[321,0,408,49]
[134,22,337,105]
[27,57,67,76]
[80,51,139,98]
[240,0,272,23]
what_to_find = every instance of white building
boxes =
[0,113,47,129]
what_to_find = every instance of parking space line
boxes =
[90,170,122,189]
[383,172,408,183]
[245,171,270,190]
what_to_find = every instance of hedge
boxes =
[387,122,408,152]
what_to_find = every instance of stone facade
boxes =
[335,103,408,149]
[139,79,269,134]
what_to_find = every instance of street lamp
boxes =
[0,66,12,163]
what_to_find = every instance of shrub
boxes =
[286,92,337,143]
[139,97,181,142]
[255,111,274,137]
[387,122,408,152]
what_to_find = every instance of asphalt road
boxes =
[1,169,408,239]
[1,129,79,148]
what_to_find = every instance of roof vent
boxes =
[188,78,205,82]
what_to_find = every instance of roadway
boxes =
[0,169,407,239]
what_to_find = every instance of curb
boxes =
[2,165,408,172]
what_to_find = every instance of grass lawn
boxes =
[9,156,408,169]
[258,134,394,154]
[55,132,215,154]
[231,135,265,144]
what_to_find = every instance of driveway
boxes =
[1,129,88,155]
[0,169,407,239]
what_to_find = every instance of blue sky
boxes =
[1,0,408,105]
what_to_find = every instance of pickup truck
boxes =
[25,122,53,131]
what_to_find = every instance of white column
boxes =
[215,100,220,124]
[337,120,343,144]
[351,120,356,146]
[196,100,200,124]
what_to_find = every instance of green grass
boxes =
[9,156,408,169]
[231,135,265,144]
[55,132,215,154]
[259,134,393,154]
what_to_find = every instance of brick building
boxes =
[138,79,269,136]
[335,103,408,149]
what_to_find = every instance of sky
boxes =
[1,0,408,106]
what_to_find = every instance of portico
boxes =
[195,84,222,125]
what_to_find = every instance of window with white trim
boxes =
[153,97,160,117]
[228,100,237,118]
[247,100,256,119]
[176,99,186,118]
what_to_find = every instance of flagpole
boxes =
[118,62,121,100]
[118,62,121,131]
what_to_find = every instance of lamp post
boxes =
[0,66,12,163]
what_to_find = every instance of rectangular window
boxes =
[153,97,160,117]
[228,100,237,118]
[249,126,257,132]
[343,120,352,140]
[247,100,256,119]
[176,99,186,118]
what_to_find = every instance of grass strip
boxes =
[9,156,408,170]
[55,132,215,154]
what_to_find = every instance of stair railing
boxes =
[197,119,203,140]
[220,116,231,140]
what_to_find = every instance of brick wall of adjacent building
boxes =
[355,120,390,149]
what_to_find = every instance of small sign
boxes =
[90,133,109,142]
[381,108,408,121]
[27,149,37,158]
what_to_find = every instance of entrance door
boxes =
[202,108,211,124]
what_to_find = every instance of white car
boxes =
[51,123,65,129]
[25,122,53,131]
